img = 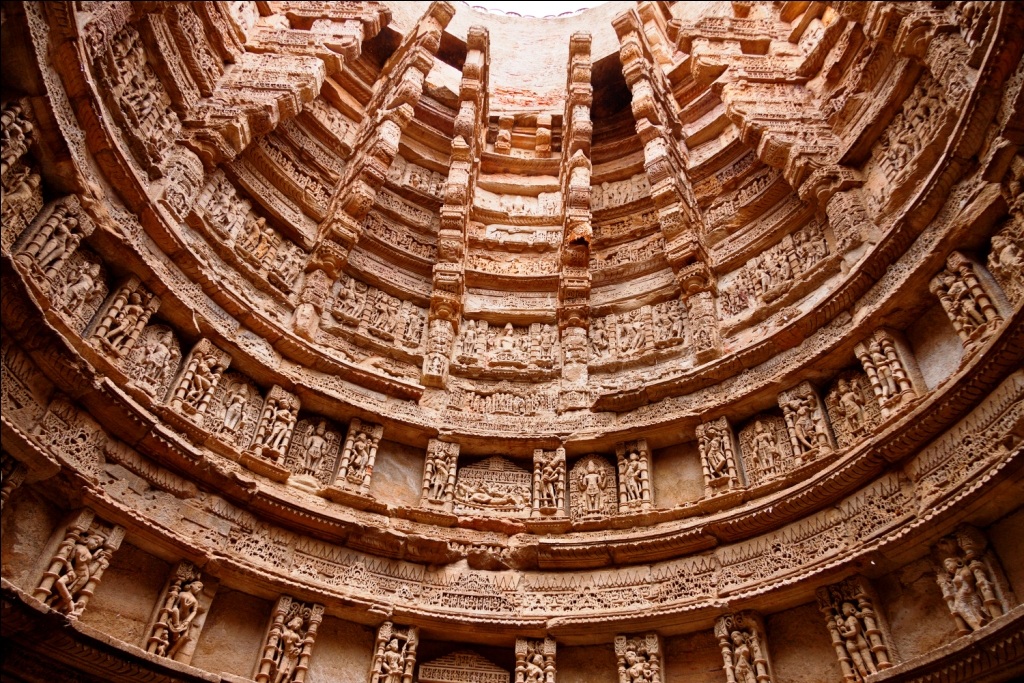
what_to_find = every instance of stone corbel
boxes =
[799,165,878,254]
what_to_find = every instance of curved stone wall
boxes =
[1,1,1023,682]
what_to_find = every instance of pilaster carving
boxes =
[333,418,384,494]
[13,196,96,294]
[778,381,836,464]
[34,509,125,619]
[532,448,566,518]
[929,251,1005,356]
[422,23,487,388]
[816,576,896,682]
[421,439,460,511]
[615,438,654,512]
[167,339,232,426]
[241,385,301,481]
[515,636,556,683]
[853,328,924,418]
[614,632,664,683]
[614,8,721,363]
[86,276,161,360]
[369,621,418,683]
[254,596,325,683]
[696,416,742,497]
[932,523,1017,636]
[0,100,41,247]
[714,611,774,683]
[145,560,217,665]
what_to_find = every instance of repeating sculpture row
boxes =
[418,439,653,521]
[30,512,1014,683]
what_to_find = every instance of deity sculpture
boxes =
[817,577,894,682]
[149,566,206,662]
[933,524,1013,636]
[63,261,102,316]
[834,379,867,437]
[35,512,124,620]
[302,422,329,476]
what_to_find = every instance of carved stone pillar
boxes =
[929,251,1005,355]
[696,416,742,498]
[614,10,721,364]
[166,339,231,425]
[422,24,488,388]
[614,632,664,683]
[778,381,836,464]
[853,328,925,418]
[241,385,301,481]
[12,196,95,296]
[532,448,566,518]
[816,576,897,682]
[34,508,126,619]
[254,596,324,683]
[558,32,594,412]
[421,439,460,512]
[332,418,384,494]
[615,438,654,512]
[294,241,344,342]
[145,560,218,665]
[369,621,418,683]
[85,277,161,360]
[932,523,1017,636]
[515,635,556,683]
[714,611,775,683]
[302,3,455,344]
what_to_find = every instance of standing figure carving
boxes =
[34,510,125,619]
[929,252,1004,354]
[254,597,324,683]
[616,440,653,512]
[715,612,774,683]
[614,633,663,683]
[932,524,1016,636]
[369,622,418,683]
[569,456,614,520]
[817,577,896,682]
